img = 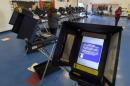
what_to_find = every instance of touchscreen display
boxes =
[77,36,104,70]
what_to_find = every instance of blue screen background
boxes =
[79,42,103,63]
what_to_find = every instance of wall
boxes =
[69,0,78,7]
[0,0,12,32]
[55,0,78,9]
[83,0,130,9]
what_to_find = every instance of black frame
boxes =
[52,21,123,86]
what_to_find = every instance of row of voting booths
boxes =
[9,7,60,81]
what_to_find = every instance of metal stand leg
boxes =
[38,44,56,86]
[37,43,70,86]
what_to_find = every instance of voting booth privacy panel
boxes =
[9,11,38,42]
[52,22,123,86]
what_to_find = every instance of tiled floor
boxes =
[0,15,130,86]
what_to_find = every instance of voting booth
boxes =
[9,11,59,81]
[52,22,123,86]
